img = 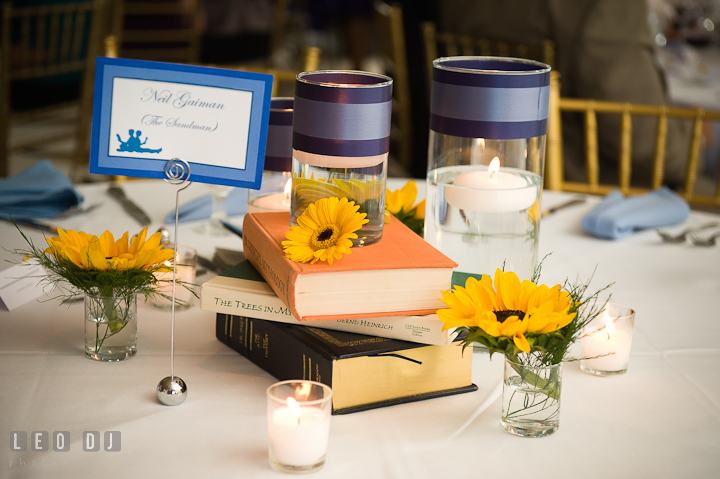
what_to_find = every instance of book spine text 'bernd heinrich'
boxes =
[202,284,455,345]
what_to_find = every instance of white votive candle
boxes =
[268,406,331,466]
[266,380,333,474]
[581,304,635,376]
[152,245,197,310]
[444,157,538,212]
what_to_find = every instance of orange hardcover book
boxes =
[242,212,458,322]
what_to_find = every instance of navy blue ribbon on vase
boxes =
[264,97,294,172]
[430,57,551,140]
[292,71,393,159]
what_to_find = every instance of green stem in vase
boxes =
[92,294,131,353]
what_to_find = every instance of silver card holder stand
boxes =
[157,159,191,406]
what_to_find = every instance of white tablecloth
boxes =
[1,179,719,478]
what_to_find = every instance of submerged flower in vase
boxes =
[282,196,368,265]
[385,180,425,236]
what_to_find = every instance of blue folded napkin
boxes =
[164,187,248,224]
[0,160,83,220]
[581,187,690,239]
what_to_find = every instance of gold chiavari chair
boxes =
[545,72,720,208]
[220,46,321,97]
[375,1,412,174]
[420,21,555,96]
[111,0,203,64]
[0,0,105,177]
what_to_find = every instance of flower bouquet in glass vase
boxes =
[15,225,195,361]
[438,263,610,437]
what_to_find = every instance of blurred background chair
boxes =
[375,1,412,175]
[0,0,105,178]
[217,45,320,97]
[546,73,720,209]
[109,0,203,64]
[421,21,555,97]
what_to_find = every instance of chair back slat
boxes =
[652,112,668,188]
[584,108,599,187]
[619,109,632,193]
[48,12,60,65]
[684,113,705,201]
[71,11,86,62]
[59,8,74,64]
[21,14,30,68]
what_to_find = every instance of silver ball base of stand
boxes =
[156,376,187,406]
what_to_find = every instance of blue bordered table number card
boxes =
[89,57,274,189]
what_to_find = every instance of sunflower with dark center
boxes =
[282,196,368,265]
[437,269,576,353]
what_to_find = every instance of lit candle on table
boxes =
[248,178,292,212]
[152,246,196,310]
[445,157,538,212]
[267,380,332,473]
[581,305,635,376]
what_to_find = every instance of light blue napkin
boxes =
[164,187,248,224]
[581,187,690,239]
[0,160,83,220]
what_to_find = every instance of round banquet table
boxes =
[1,178,719,479]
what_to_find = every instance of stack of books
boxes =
[201,212,478,414]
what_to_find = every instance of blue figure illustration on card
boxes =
[116,129,162,153]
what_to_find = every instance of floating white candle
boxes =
[444,157,538,212]
[248,178,291,212]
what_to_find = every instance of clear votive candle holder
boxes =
[425,57,550,280]
[580,303,635,376]
[291,70,393,247]
[248,97,293,212]
[152,244,197,311]
[266,380,332,474]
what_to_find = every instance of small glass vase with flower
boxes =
[15,225,195,361]
[438,262,610,437]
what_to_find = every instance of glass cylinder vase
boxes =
[425,57,550,280]
[502,358,562,437]
[248,97,293,213]
[84,293,137,361]
[291,71,393,247]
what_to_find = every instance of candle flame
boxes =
[283,178,292,200]
[603,308,615,338]
[287,397,301,423]
[295,382,312,399]
[489,157,500,180]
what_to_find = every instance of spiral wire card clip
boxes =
[156,159,192,406]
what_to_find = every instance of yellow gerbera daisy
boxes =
[282,196,368,265]
[437,269,575,353]
[44,227,174,272]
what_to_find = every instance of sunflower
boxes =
[437,269,575,354]
[282,196,368,265]
[45,226,174,272]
